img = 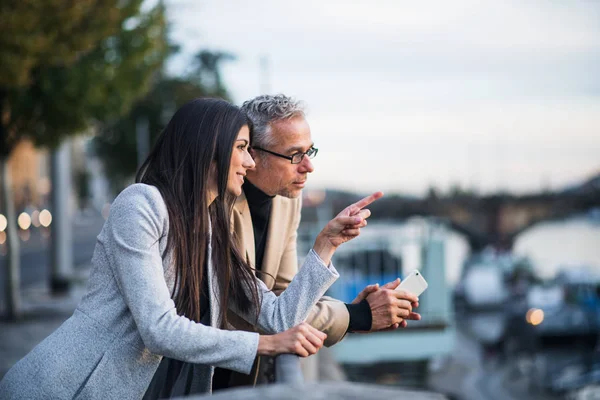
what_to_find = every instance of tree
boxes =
[93,50,235,193]
[192,50,236,98]
[0,0,169,319]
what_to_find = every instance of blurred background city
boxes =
[1,1,599,399]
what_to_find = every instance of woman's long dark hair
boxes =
[136,98,260,325]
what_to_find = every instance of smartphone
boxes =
[397,270,428,297]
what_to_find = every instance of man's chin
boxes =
[279,187,303,199]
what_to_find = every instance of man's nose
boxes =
[298,155,314,173]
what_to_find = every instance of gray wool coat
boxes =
[0,184,339,399]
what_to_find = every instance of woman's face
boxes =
[227,125,255,196]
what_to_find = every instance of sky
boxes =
[165,0,600,196]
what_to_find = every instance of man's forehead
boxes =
[270,117,312,151]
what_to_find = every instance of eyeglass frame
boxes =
[250,146,318,164]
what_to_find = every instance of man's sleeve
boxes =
[305,296,350,346]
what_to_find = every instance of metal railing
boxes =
[274,354,303,384]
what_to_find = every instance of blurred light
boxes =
[41,228,50,238]
[0,231,6,244]
[526,308,544,326]
[0,214,6,232]
[39,209,52,228]
[19,229,30,242]
[303,190,326,207]
[102,203,111,220]
[17,212,31,230]
[531,310,544,325]
[31,210,41,227]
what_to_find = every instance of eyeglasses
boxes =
[251,146,318,164]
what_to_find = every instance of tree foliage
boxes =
[0,0,121,88]
[0,0,170,157]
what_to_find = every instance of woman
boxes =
[0,98,380,399]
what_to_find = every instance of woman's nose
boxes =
[244,152,256,169]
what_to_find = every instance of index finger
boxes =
[350,191,383,213]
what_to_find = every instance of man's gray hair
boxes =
[241,94,306,148]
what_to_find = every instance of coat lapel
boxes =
[234,192,256,269]
[260,196,286,289]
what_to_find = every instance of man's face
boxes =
[247,116,314,198]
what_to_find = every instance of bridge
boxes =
[302,174,600,251]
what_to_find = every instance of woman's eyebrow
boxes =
[236,139,249,145]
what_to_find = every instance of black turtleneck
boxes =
[243,179,274,271]
[243,180,372,332]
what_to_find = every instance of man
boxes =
[226,94,419,386]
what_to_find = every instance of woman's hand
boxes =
[257,322,327,357]
[312,191,383,264]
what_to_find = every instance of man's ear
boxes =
[248,148,263,167]
[248,147,257,159]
